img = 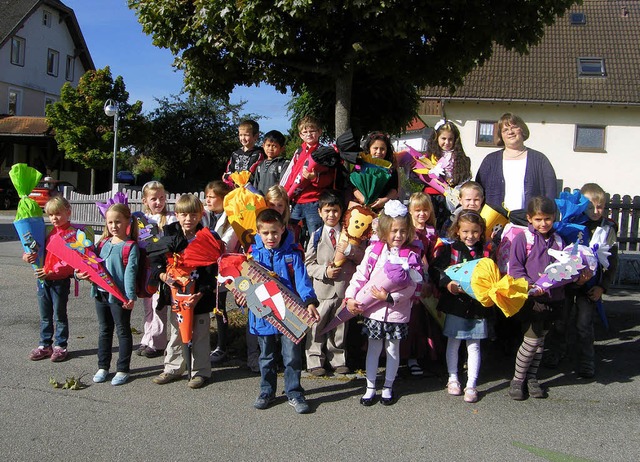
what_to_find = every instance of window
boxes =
[570,12,586,25]
[575,125,606,152]
[8,89,22,116]
[43,9,52,27]
[476,121,498,147]
[10,36,25,66]
[65,55,75,81]
[47,49,59,76]
[45,96,56,108]
[578,58,606,77]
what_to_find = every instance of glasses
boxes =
[501,125,522,134]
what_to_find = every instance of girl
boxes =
[89,203,139,386]
[425,121,471,230]
[203,180,239,365]
[345,200,422,406]
[353,132,399,211]
[432,210,491,403]
[137,181,177,358]
[507,196,564,400]
[265,185,291,225]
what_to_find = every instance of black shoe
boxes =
[380,387,395,406]
[360,387,376,406]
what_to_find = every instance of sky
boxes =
[63,0,292,133]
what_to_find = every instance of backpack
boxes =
[97,238,156,298]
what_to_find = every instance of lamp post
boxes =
[103,99,119,186]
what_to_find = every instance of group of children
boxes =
[23,115,617,414]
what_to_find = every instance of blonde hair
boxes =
[44,196,71,215]
[174,194,203,215]
[100,203,138,241]
[142,181,169,228]
[459,181,484,199]
[377,210,415,247]
[265,185,291,224]
[408,192,436,227]
[580,183,606,204]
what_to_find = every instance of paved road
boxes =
[0,222,639,461]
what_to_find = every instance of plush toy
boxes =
[332,202,377,267]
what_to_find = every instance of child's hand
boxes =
[447,281,462,295]
[302,166,316,180]
[346,298,363,314]
[575,268,593,286]
[23,252,37,264]
[123,300,135,310]
[588,285,604,301]
[307,304,320,322]
[371,286,388,301]
[528,285,544,297]
[34,268,49,280]
[186,292,203,306]
[325,265,342,279]
[75,270,90,280]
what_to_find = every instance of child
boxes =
[252,130,289,195]
[249,209,320,414]
[440,181,485,236]
[88,203,139,386]
[23,196,75,362]
[353,132,399,211]
[305,190,364,376]
[151,194,217,389]
[282,115,336,236]
[265,185,291,226]
[345,200,422,406]
[137,181,177,359]
[202,180,239,365]
[222,119,264,187]
[432,210,491,403]
[507,196,565,400]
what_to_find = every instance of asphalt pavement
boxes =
[0,215,639,461]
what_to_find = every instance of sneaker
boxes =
[447,380,463,396]
[111,372,130,386]
[464,387,479,403]
[334,366,350,375]
[141,347,163,359]
[308,367,326,377]
[254,393,276,410]
[29,345,53,361]
[508,379,525,400]
[135,344,147,356]
[50,346,68,362]
[187,375,206,389]
[93,369,109,383]
[288,396,310,414]
[408,361,424,377]
[526,378,546,398]
[152,372,182,385]
[210,347,227,364]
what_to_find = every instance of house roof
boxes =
[0,0,95,71]
[405,117,427,132]
[0,116,53,136]
[420,0,640,106]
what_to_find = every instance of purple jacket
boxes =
[475,148,557,209]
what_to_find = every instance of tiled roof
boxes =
[420,1,640,105]
[0,116,52,136]
[405,117,427,132]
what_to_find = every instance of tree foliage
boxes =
[134,94,245,192]
[130,0,576,136]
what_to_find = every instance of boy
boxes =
[249,209,320,413]
[23,196,75,362]
[458,181,484,211]
[304,191,364,376]
[222,119,264,187]
[252,130,289,195]
[282,115,336,236]
[545,183,618,378]
[151,194,218,389]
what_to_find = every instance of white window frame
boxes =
[574,125,606,153]
[65,55,75,81]
[10,36,26,66]
[578,58,606,77]
[43,9,52,27]
[47,49,59,76]
[476,120,498,147]
[8,88,23,116]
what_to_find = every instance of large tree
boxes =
[129,0,576,136]
[46,67,146,193]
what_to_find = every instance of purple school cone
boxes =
[319,302,356,336]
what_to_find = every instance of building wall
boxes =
[430,102,640,196]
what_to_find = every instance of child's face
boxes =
[585,195,604,221]
[527,213,554,236]
[177,211,202,235]
[258,222,285,249]
[106,210,128,240]
[205,191,224,213]
[143,189,167,215]
[410,205,430,228]
[457,221,482,247]
[437,129,455,151]
[386,218,409,248]
[369,140,387,159]
[460,189,483,211]
[267,199,287,218]
[299,126,321,146]
[263,140,284,160]
[239,127,259,150]
[319,204,342,228]
[48,208,71,228]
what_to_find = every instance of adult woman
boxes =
[476,113,557,211]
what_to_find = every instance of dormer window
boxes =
[578,58,606,77]
[570,12,586,25]
[43,9,52,27]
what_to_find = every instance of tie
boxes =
[210,212,217,230]
[329,228,336,248]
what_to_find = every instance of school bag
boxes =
[97,238,156,298]
[362,240,423,300]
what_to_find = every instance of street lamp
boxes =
[103,99,119,186]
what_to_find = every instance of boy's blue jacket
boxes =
[248,230,318,336]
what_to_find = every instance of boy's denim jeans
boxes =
[95,292,132,373]
[258,334,304,399]
[37,279,70,348]
[290,201,323,236]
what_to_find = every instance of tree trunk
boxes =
[334,64,354,138]
[90,168,96,195]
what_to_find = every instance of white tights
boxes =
[363,338,401,399]
[446,338,481,389]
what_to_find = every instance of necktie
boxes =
[329,228,336,248]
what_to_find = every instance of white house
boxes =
[418,0,640,197]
